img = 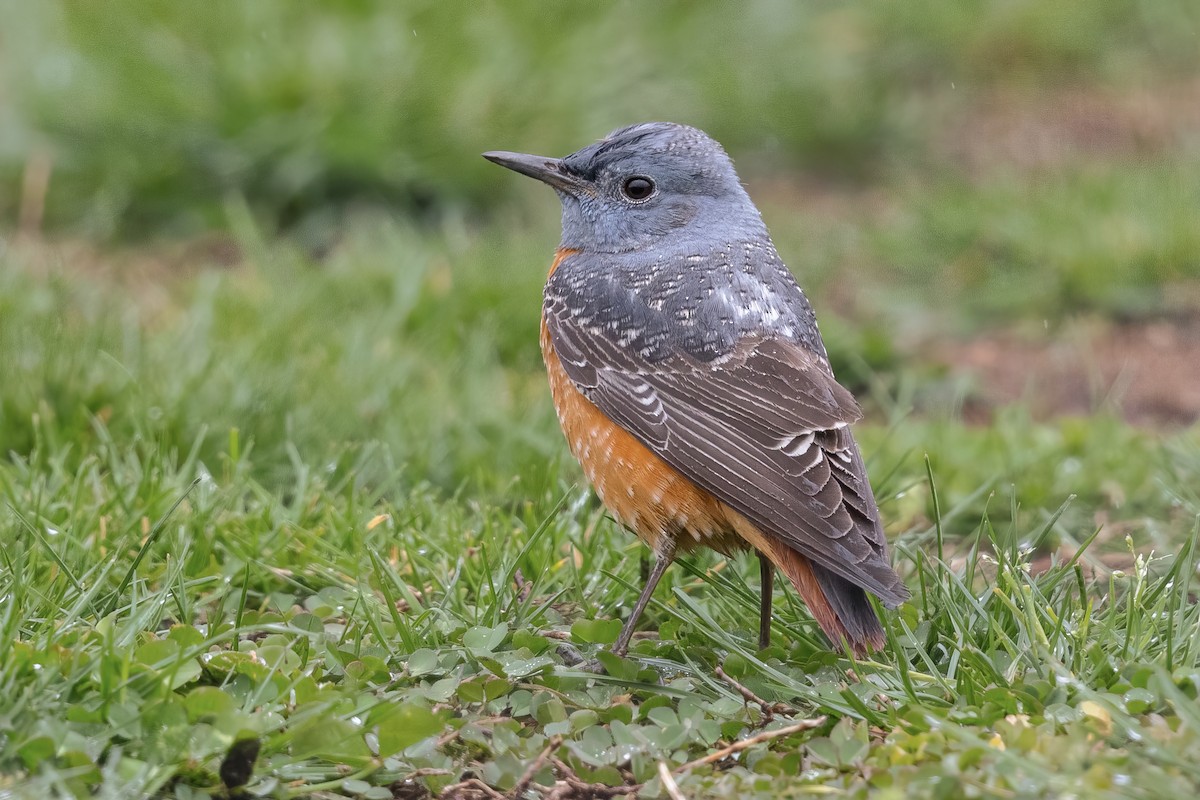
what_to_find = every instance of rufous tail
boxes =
[726,510,885,656]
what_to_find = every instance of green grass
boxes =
[2,236,1199,799]
[3,2,1200,797]
[0,218,559,493]
[5,2,1199,325]
[2,216,1192,519]
[754,154,1200,333]
[2,1,1198,239]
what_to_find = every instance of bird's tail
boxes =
[724,509,887,656]
[768,541,885,657]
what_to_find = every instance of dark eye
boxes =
[621,176,655,201]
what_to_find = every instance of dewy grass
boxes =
[2,232,1200,798]
[2,4,1198,795]
[2,421,1198,798]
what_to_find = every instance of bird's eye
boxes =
[621,176,655,201]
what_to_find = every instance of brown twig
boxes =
[673,717,826,774]
[435,717,820,798]
[437,708,819,798]
[513,568,533,602]
[507,737,560,798]
[435,715,512,748]
[548,757,641,797]
[439,777,507,799]
[539,628,657,643]
[657,761,688,800]
[713,665,792,723]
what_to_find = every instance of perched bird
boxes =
[484,123,908,657]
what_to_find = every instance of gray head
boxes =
[484,122,767,254]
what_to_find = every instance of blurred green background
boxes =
[4,0,1199,235]
[1,0,1198,493]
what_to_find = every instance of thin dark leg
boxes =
[613,538,677,657]
[758,552,774,650]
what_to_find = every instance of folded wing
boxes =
[546,306,908,607]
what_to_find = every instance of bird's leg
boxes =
[613,538,677,657]
[758,551,774,650]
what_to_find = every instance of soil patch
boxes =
[931,316,1200,425]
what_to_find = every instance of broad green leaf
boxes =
[291,718,371,764]
[377,704,443,756]
[406,648,440,677]
[18,736,55,770]
[571,618,622,645]
[464,624,509,656]
[185,686,236,721]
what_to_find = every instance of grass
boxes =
[0,218,558,493]
[2,232,1199,799]
[3,1,1200,798]
[2,1,1198,239]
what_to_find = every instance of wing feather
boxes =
[547,305,908,607]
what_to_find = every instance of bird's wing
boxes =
[546,304,908,607]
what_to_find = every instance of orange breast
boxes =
[541,249,742,555]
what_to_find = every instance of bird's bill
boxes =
[482,151,585,194]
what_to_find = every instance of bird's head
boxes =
[484,122,766,254]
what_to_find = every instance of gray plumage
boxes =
[484,122,909,652]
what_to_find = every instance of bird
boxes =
[483,122,908,657]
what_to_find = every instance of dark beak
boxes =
[482,151,585,194]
